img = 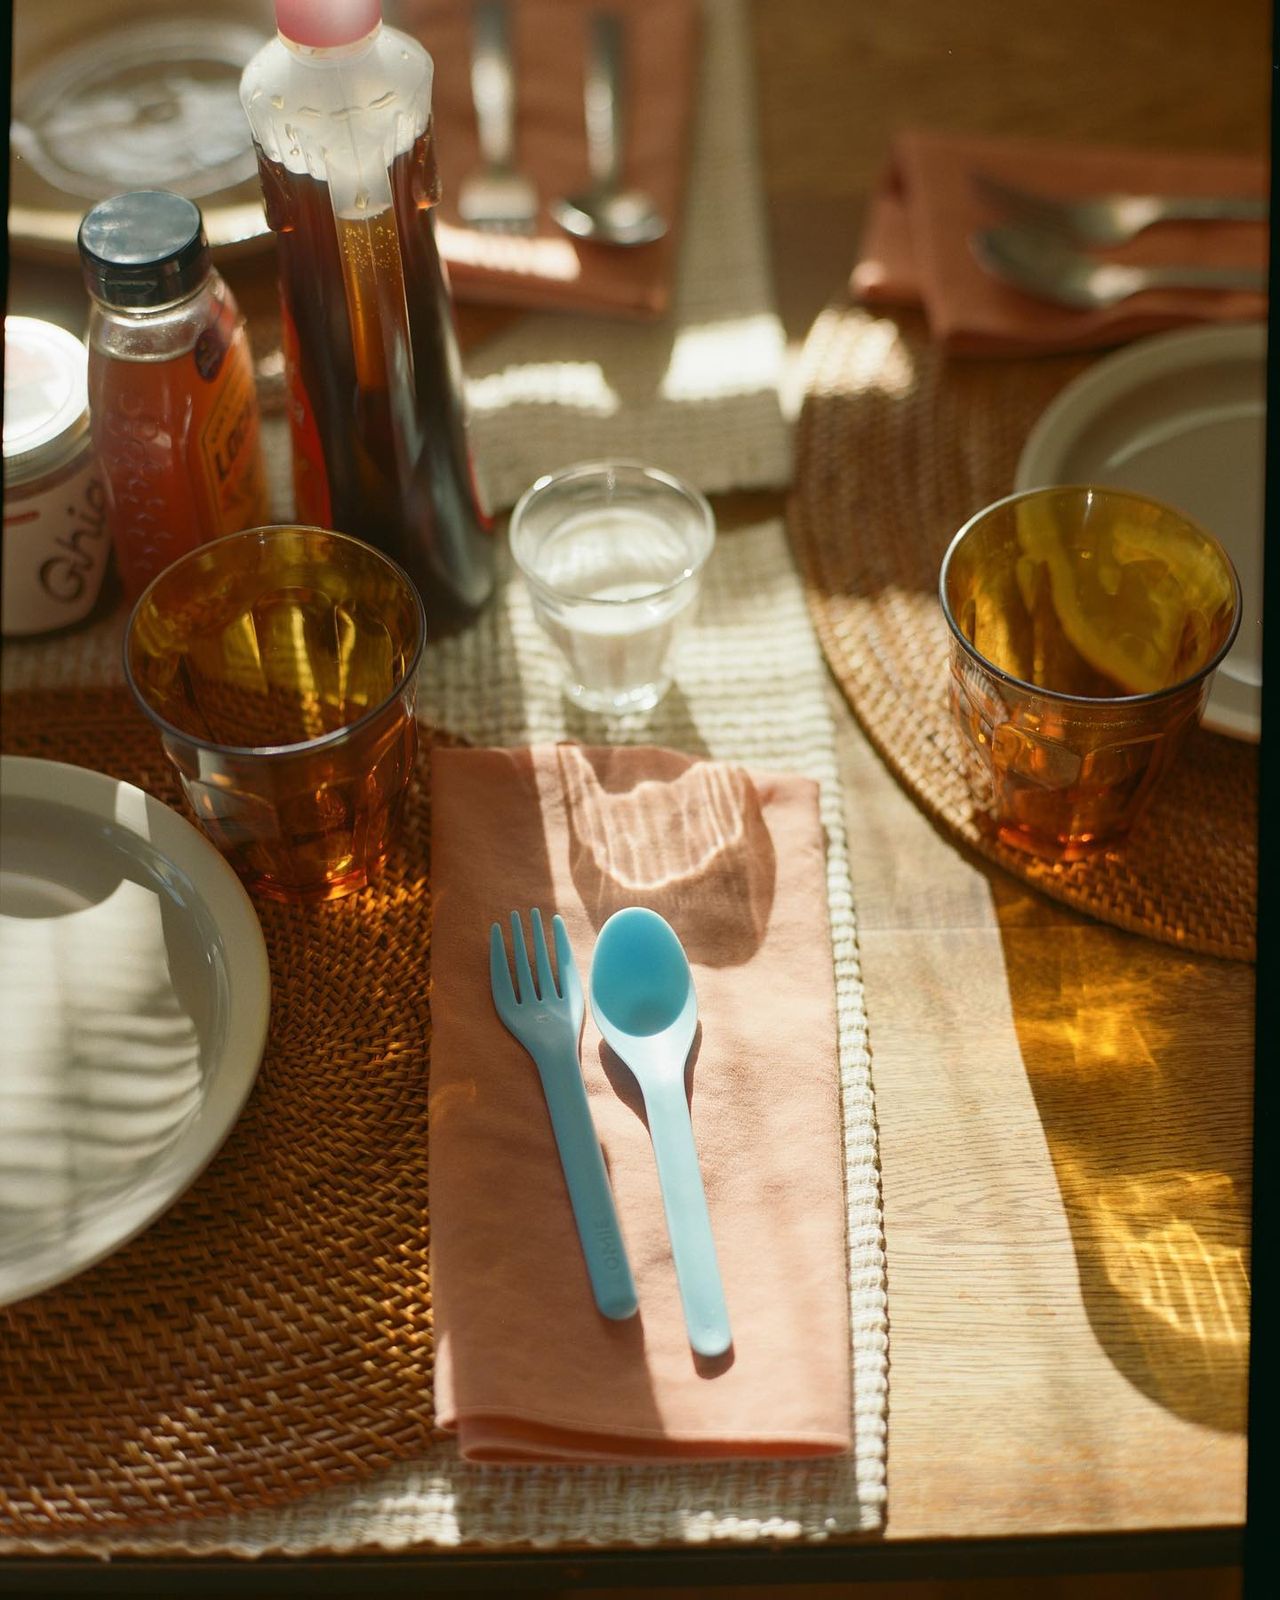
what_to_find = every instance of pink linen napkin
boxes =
[427,743,852,1463]
[394,0,699,318]
[852,127,1268,354]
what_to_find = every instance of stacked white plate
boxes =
[1015,323,1266,741]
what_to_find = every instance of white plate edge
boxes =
[1013,323,1266,743]
[0,756,272,1306]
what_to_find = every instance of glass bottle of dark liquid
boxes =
[239,0,494,621]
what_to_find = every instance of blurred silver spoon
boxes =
[550,12,667,248]
[971,225,1267,311]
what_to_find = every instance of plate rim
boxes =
[8,6,272,259]
[1013,321,1266,742]
[0,755,272,1306]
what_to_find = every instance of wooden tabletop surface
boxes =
[3,0,1264,1571]
[743,0,1263,1550]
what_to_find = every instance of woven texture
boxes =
[0,520,887,1553]
[0,691,448,1532]
[788,301,1257,963]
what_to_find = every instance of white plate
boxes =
[0,757,271,1305]
[1015,323,1266,741]
[8,5,272,262]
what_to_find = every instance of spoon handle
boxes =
[584,12,625,192]
[1140,264,1269,293]
[645,1082,732,1358]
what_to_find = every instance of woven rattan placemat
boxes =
[0,523,888,1552]
[788,301,1258,963]
[0,688,456,1537]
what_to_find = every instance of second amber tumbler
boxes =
[125,526,426,902]
[940,487,1240,861]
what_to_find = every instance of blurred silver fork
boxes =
[458,0,539,233]
[973,170,1268,249]
[489,910,638,1320]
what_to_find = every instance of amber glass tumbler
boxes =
[126,525,426,901]
[940,487,1240,861]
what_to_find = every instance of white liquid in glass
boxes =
[530,506,702,709]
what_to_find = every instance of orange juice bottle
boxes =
[78,189,270,601]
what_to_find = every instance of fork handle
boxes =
[471,0,518,171]
[534,1049,638,1320]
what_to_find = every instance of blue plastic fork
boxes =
[489,910,638,1321]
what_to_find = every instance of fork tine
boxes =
[490,921,516,1012]
[510,910,536,1003]
[553,914,581,1009]
[531,908,558,1000]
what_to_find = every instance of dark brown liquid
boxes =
[256,127,493,622]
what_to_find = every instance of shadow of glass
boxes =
[561,683,713,761]
[415,535,530,744]
[993,880,1251,1432]
[556,743,776,965]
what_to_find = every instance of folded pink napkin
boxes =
[853,127,1268,355]
[428,743,852,1463]
[396,0,699,318]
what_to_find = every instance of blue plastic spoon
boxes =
[588,907,731,1358]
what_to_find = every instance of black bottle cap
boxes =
[77,190,212,310]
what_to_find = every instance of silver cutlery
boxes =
[490,910,638,1321]
[458,0,539,233]
[970,224,1268,311]
[550,11,667,248]
[973,170,1268,249]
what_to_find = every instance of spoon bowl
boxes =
[550,11,669,251]
[589,907,730,1358]
[590,904,694,1046]
[550,190,668,248]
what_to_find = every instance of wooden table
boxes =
[748,0,1261,1561]
[2,0,1262,1587]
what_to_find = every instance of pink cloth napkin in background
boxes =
[427,743,852,1464]
[853,127,1268,355]
[393,0,699,318]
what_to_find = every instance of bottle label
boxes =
[279,300,332,528]
[196,325,270,534]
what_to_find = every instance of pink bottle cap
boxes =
[275,0,382,48]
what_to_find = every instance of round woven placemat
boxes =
[1,688,459,1537]
[788,301,1257,963]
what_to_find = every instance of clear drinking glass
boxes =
[509,461,716,713]
[125,525,426,902]
[940,486,1240,861]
